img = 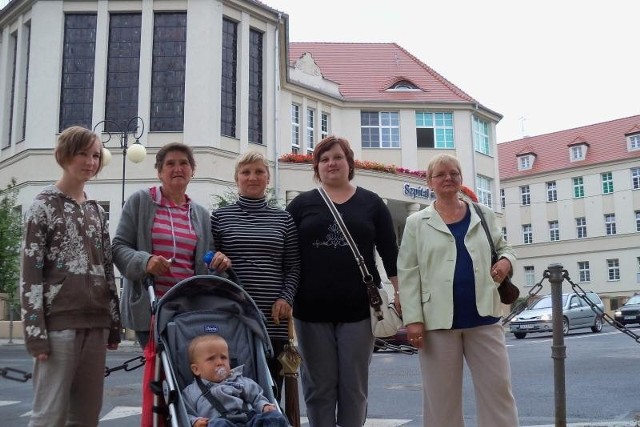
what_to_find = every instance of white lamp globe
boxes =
[127,142,147,163]
[101,147,112,167]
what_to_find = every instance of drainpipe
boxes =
[273,13,282,202]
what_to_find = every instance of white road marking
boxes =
[100,406,142,421]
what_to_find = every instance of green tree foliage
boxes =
[211,187,284,210]
[0,178,23,306]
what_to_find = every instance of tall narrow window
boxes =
[601,171,613,194]
[576,217,587,238]
[105,13,141,132]
[522,224,532,244]
[20,24,31,141]
[524,266,536,287]
[546,181,557,202]
[291,104,300,152]
[221,18,237,138]
[415,112,454,148]
[572,177,585,198]
[150,12,186,131]
[500,188,505,208]
[248,28,263,144]
[502,227,507,241]
[472,116,490,155]
[520,185,530,206]
[604,214,616,235]
[631,167,640,190]
[361,111,400,148]
[306,107,315,153]
[607,259,620,281]
[476,175,492,208]
[6,32,17,147]
[578,261,591,282]
[549,220,559,241]
[321,112,329,140]
[59,14,97,131]
[636,211,640,232]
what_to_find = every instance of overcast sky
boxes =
[2,0,637,142]
[266,0,640,143]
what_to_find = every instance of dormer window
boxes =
[568,142,589,162]
[627,132,640,151]
[387,79,419,91]
[516,152,536,170]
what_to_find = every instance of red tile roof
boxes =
[498,115,640,179]
[288,42,480,105]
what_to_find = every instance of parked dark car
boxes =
[509,291,604,339]
[614,294,640,326]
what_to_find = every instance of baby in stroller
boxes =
[183,334,288,427]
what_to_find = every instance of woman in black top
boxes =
[286,136,399,427]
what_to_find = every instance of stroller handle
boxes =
[203,251,242,287]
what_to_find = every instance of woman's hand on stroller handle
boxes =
[204,250,232,272]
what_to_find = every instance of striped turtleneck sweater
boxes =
[211,196,301,339]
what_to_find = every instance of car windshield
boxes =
[625,295,640,305]
[531,295,568,309]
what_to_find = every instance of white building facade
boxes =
[498,115,640,310]
[0,0,504,288]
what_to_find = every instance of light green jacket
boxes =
[397,202,516,330]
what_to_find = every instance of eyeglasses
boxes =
[430,172,461,180]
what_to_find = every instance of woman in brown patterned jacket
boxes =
[21,126,121,427]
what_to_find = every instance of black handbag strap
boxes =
[471,202,498,265]
[317,187,383,316]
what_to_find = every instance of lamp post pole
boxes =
[93,116,147,207]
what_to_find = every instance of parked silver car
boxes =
[509,291,604,339]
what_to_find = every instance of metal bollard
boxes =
[547,263,566,427]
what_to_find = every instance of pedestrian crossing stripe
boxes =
[0,401,20,407]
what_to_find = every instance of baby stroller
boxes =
[143,273,282,427]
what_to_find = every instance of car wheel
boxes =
[513,332,527,339]
[562,317,570,335]
[591,316,603,333]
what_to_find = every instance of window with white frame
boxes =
[628,133,640,151]
[361,111,400,148]
[517,154,534,170]
[520,185,531,206]
[570,144,586,161]
[321,112,329,140]
[472,116,490,155]
[502,227,507,241]
[604,214,616,235]
[635,210,640,232]
[546,181,557,202]
[549,220,559,241]
[415,112,454,148]
[306,107,315,153]
[601,171,613,194]
[97,201,111,222]
[476,175,493,208]
[637,257,640,283]
[578,261,591,282]
[291,103,300,152]
[607,258,620,281]
[522,224,532,244]
[500,188,505,208]
[631,167,640,190]
[573,176,585,198]
[524,266,536,287]
[576,217,587,238]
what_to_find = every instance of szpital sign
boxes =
[403,183,434,200]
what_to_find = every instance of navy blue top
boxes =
[447,207,499,329]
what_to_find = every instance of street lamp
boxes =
[93,116,147,207]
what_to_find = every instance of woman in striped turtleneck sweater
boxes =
[211,151,301,401]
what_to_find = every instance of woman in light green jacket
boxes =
[397,153,519,427]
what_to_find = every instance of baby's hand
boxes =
[262,403,276,413]
[193,417,208,427]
